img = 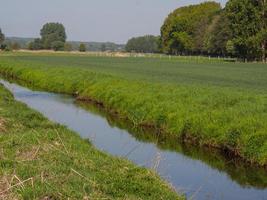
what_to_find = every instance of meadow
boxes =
[0,80,181,199]
[0,52,267,166]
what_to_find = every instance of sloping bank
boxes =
[0,58,267,167]
[0,83,182,199]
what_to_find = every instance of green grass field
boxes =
[0,81,181,199]
[0,52,267,166]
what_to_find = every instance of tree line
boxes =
[160,0,267,61]
[126,0,267,62]
[0,29,20,51]
[0,23,88,52]
[0,23,125,52]
[1,0,267,61]
[125,35,160,53]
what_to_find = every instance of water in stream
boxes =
[1,79,267,200]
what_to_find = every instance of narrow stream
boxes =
[1,79,267,200]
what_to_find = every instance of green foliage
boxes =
[69,41,124,52]
[27,22,67,51]
[4,37,125,52]
[125,35,160,53]
[0,28,7,51]
[79,43,86,52]
[101,44,106,52]
[0,28,5,45]
[0,84,181,199]
[225,0,262,60]
[160,2,221,55]
[204,12,232,56]
[11,42,21,50]
[161,1,267,61]
[0,52,267,166]
[0,43,7,51]
[0,41,20,51]
[171,32,193,54]
[28,38,43,50]
[0,44,12,51]
[64,42,72,51]
[4,37,34,49]
[51,41,65,51]
[40,22,66,49]
[217,0,267,61]
[226,40,235,55]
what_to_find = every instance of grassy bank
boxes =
[0,84,181,199]
[78,102,267,189]
[0,52,267,166]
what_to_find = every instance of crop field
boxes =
[0,52,267,166]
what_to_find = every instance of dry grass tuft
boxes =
[16,146,41,161]
[0,176,19,200]
[0,118,6,132]
[0,176,10,199]
[0,174,34,199]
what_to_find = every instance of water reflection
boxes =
[1,79,267,200]
[77,102,267,189]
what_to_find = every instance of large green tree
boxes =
[160,2,221,55]
[40,23,66,49]
[225,0,267,61]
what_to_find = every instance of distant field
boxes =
[0,52,267,166]
[3,52,265,91]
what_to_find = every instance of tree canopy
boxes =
[64,43,73,51]
[11,42,21,50]
[27,22,68,51]
[125,35,160,53]
[101,44,106,52]
[160,0,267,61]
[225,0,267,61]
[160,2,221,55]
[203,12,232,56]
[79,43,86,52]
[0,28,5,45]
[40,23,67,49]
[51,41,65,51]
[28,38,43,50]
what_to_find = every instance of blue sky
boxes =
[1,0,227,43]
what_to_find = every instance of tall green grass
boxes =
[0,82,181,199]
[0,52,267,166]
